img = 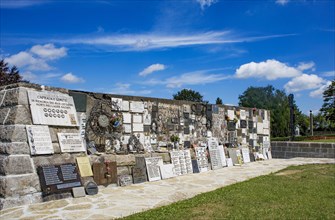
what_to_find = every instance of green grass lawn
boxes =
[122,164,335,220]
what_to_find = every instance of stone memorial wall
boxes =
[0,83,272,210]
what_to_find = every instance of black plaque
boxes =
[184,112,190,119]
[69,91,87,112]
[248,121,253,129]
[184,127,190,134]
[250,152,256,162]
[38,163,82,194]
[192,160,200,173]
[184,141,191,148]
[152,106,158,112]
[133,157,148,184]
[227,121,236,131]
[85,181,98,195]
[144,125,151,132]
[240,120,247,128]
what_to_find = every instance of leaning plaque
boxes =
[26,125,53,155]
[58,133,85,153]
[241,148,251,163]
[145,157,163,182]
[133,157,148,184]
[37,163,82,194]
[207,137,223,170]
[170,151,182,176]
[28,90,78,126]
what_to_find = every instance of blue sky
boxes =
[1,0,334,114]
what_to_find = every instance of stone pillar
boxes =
[0,87,42,210]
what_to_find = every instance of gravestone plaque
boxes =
[38,163,82,194]
[195,147,208,172]
[58,133,85,152]
[133,157,148,184]
[240,120,247,128]
[267,151,272,159]
[72,186,86,198]
[184,127,190,134]
[184,141,191,148]
[250,152,256,162]
[85,181,98,195]
[118,175,133,186]
[241,148,251,163]
[160,164,176,179]
[207,137,223,170]
[184,150,193,173]
[28,90,78,126]
[92,162,117,185]
[111,98,123,111]
[227,148,239,165]
[69,91,87,112]
[179,150,188,174]
[248,121,253,129]
[226,158,233,167]
[130,101,144,113]
[26,125,53,155]
[76,157,93,177]
[145,157,163,181]
[227,121,236,131]
[170,151,182,176]
[192,160,200,173]
[218,145,227,167]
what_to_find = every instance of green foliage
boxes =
[123,164,335,220]
[0,59,27,86]
[172,89,204,103]
[215,97,223,105]
[320,80,335,129]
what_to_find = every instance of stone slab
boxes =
[72,187,86,198]
[0,173,41,198]
[0,155,34,175]
[0,142,30,155]
[0,87,29,107]
[0,125,27,142]
[0,105,32,125]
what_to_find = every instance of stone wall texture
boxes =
[271,141,335,159]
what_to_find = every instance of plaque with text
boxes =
[179,151,187,174]
[28,90,78,126]
[76,156,93,177]
[208,137,224,170]
[133,157,148,184]
[130,101,144,113]
[159,164,176,179]
[92,162,117,185]
[195,147,208,172]
[145,157,163,182]
[38,163,81,194]
[26,125,53,155]
[184,150,193,174]
[241,148,251,163]
[170,151,182,176]
[58,133,85,152]
[118,175,133,186]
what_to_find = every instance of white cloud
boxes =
[21,71,62,84]
[322,70,335,77]
[196,0,217,10]
[297,61,315,71]
[146,70,230,88]
[60,73,85,83]
[284,74,326,93]
[30,44,67,60]
[235,59,301,80]
[108,83,152,95]
[59,31,295,51]
[139,64,166,76]
[0,0,47,8]
[275,0,289,6]
[4,44,67,71]
[309,81,332,98]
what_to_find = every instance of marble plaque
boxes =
[37,163,81,194]
[195,147,209,172]
[227,148,239,165]
[133,114,142,123]
[160,164,176,179]
[218,145,227,167]
[76,156,93,177]
[226,158,233,167]
[122,100,129,111]
[208,137,223,170]
[179,150,188,174]
[257,123,264,134]
[123,113,131,123]
[111,98,122,111]
[79,113,86,139]
[69,91,87,112]
[170,151,182,175]
[133,123,144,132]
[28,90,78,126]
[145,157,163,181]
[143,110,152,125]
[133,157,148,183]
[118,175,133,186]
[267,151,272,159]
[240,110,246,120]
[227,110,235,119]
[184,150,193,173]
[26,125,53,155]
[241,148,251,163]
[58,133,85,152]
[124,124,132,133]
[130,101,144,113]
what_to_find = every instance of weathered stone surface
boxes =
[0,105,32,125]
[48,127,80,143]
[117,166,130,175]
[104,154,137,166]
[0,155,34,175]
[32,153,78,167]
[0,174,41,198]
[0,193,42,210]
[152,152,171,163]
[0,125,27,142]
[0,87,29,107]
[72,187,86,198]
[0,142,30,155]
[52,143,61,154]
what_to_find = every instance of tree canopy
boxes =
[238,85,307,137]
[320,80,335,129]
[216,97,223,105]
[172,89,204,102]
[0,59,27,86]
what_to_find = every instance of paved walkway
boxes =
[1,157,334,220]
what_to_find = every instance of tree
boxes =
[238,85,294,137]
[0,59,27,86]
[216,97,223,105]
[172,89,204,102]
[320,80,335,128]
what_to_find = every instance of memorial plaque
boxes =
[85,181,98,195]
[145,157,163,181]
[122,100,129,111]
[160,164,176,179]
[58,133,85,152]
[92,162,117,185]
[218,145,227,167]
[170,151,182,176]
[192,160,200,173]
[250,152,256,162]
[133,157,148,184]
[227,110,235,119]
[208,137,223,170]
[179,150,187,174]
[133,123,144,132]
[123,113,131,123]
[184,150,193,174]
[195,147,208,172]
[227,121,236,131]
[28,90,78,126]
[69,91,87,112]
[184,127,190,134]
[241,148,251,163]
[130,101,145,113]
[79,113,86,139]
[111,98,123,111]
[124,124,132,133]
[227,148,239,165]
[133,115,142,123]
[248,121,253,129]
[72,186,86,198]
[38,163,82,194]
[184,141,191,148]
[240,120,247,128]
[240,110,246,120]
[26,125,53,155]
[226,158,233,167]
[118,175,133,186]
[76,157,93,177]
[257,122,264,134]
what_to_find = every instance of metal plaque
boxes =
[92,162,117,185]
